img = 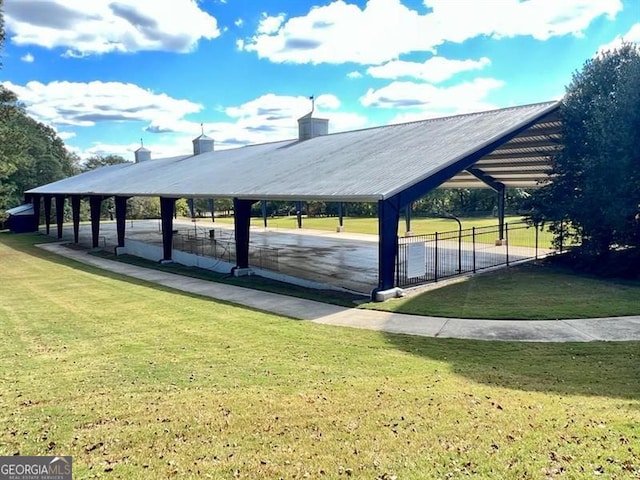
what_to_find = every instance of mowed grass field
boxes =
[212,215,555,248]
[213,215,522,235]
[1,233,640,479]
[363,262,640,319]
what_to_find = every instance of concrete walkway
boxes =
[38,242,640,343]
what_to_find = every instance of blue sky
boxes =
[2,0,639,161]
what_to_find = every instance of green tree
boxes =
[82,154,130,172]
[0,87,79,222]
[0,86,29,219]
[528,43,640,258]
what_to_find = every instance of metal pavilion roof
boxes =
[27,101,561,202]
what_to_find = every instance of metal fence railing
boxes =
[172,226,280,272]
[396,221,559,287]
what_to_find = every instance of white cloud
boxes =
[235,18,244,28]
[3,79,367,157]
[2,80,203,128]
[347,71,363,79]
[242,0,622,64]
[57,131,76,141]
[597,22,640,55]
[75,140,190,161]
[73,95,369,159]
[256,12,286,35]
[367,56,491,83]
[360,77,505,119]
[219,93,365,145]
[20,52,34,63]
[4,0,220,56]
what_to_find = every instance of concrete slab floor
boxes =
[43,218,545,295]
[45,219,381,293]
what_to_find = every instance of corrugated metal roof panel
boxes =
[5,203,34,216]
[27,101,560,201]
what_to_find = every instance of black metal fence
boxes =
[172,226,280,271]
[396,221,559,287]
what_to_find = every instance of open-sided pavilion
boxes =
[25,101,562,298]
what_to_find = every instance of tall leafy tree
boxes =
[529,43,640,258]
[0,3,79,221]
[82,154,130,172]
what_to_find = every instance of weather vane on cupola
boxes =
[309,95,315,115]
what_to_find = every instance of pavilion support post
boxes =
[261,200,268,228]
[31,194,41,232]
[71,195,81,243]
[188,198,195,218]
[405,203,412,235]
[296,201,303,229]
[43,195,52,235]
[337,202,344,232]
[374,198,400,299]
[209,198,215,223]
[55,195,65,239]
[232,198,255,274]
[89,195,102,248]
[115,196,128,251]
[497,185,506,243]
[160,197,177,262]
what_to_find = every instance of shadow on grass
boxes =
[384,332,640,400]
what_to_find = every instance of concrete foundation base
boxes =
[114,246,127,256]
[160,259,174,265]
[233,267,254,277]
[494,239,508,246]
[405,231,414,237]
[375,287,405,302]
[336,225,345,233]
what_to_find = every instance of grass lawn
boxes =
[213,215,523,235]
[1,232,640,479]
[362,262,640,320]
[211,215,556,249]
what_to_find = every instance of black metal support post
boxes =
[338,202,344,228]
[55,195,65,239]
[405,203,412,233]
[71,195,81,243]
[498,185,506,241]
[31,194,41,232]
[374,198,400,297]
[43,195,52,235]
[160,197,177,261]
[209,198,215,223]
[89,195,102,248]
[296,201,303,229]
[261,200,268,228]
[115,196,128,249]
[233,198,255,270]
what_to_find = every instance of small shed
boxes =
[5,204,35,233]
